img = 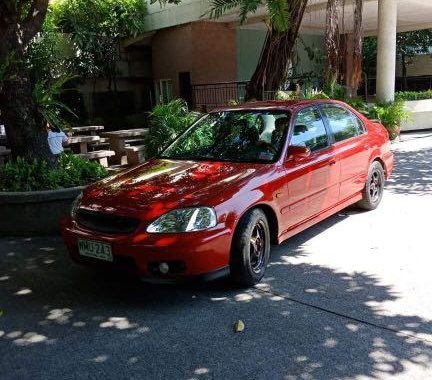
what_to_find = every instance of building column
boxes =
[376,0,397,103]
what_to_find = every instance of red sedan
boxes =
[62,100,394,286]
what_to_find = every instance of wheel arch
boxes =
[371,156,387,177]
[232,203,279,246]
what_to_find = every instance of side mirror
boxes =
[287,145,311,161]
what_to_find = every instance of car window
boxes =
[290,107,329,152]
[161,110,290,163]
[321,105,364,142]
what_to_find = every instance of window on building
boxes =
[155,79,173,104]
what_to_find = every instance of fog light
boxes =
[159,262,169,274]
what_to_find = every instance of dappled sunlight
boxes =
[46,308,73,325]
[91,354,109,363]
[1,235,432,379]
[99,317,138,330]
[14,288,32,296]
[13,333,50,347]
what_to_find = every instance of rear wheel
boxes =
[230,209,271,287]
[357,161,385,210]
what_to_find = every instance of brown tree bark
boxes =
[0,0,53,162]
[324,0,342,85]
[349,0,364,96]
[245,0,308,101]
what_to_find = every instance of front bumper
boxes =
[61,217,233,280]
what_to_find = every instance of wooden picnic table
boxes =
[101,128,149,164]
[71,125,104,136]
[68,135,100,153]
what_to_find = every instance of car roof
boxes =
[211,99,347,113]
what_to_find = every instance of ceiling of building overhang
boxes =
[225,0,432,35]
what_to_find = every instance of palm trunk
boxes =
[245,0,308,100]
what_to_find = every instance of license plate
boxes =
[78,239,113,262]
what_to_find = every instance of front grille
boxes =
[77,209,141,234]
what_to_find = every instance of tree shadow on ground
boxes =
[1,233,432,380]
[386,145,432,195]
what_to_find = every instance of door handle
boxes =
[329,159,337,166]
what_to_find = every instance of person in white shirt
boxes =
[46,123,69,157]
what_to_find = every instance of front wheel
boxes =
[357,161,385,210]
[230,209,271,287]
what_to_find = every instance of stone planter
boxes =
[401,99,432,131]
[0,186,84,236]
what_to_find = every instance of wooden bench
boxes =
[125,138,146,147]
[76,150,115,168]
[89,137,111,150]
[101,129,149,165]
[68,135,100,153]
[125,145,146,165]
[71,125,104,136]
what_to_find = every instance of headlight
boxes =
[146,207,217,233]
[70,192,83,219]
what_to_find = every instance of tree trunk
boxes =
[349,0,364,97]
[0,1,53,162]
[401,53,408,91]
[245,0,308,100]
[324,0,342,85]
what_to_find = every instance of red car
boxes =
[62,100,393,286]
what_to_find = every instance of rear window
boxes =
[321,105,365,142]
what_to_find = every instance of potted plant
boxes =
[370,100,411,140]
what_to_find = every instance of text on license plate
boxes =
[78,239,113,262]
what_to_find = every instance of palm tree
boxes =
[208,0,309,100]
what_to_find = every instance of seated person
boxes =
[271,117,289,148]
[46,123,69,157]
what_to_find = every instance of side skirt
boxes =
[278,193,363,244]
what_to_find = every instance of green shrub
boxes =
[395,90,432,101]
[346,98,369,116]
[145,99,200,158]
[369,100,411,140]
[0,154,108,192]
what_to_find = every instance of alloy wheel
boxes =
[369,169,383,202]
[249,221,266,274]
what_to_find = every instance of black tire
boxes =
[357,161,385,210]
[230,209,271,287]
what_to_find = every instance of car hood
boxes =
[81,159,266,220]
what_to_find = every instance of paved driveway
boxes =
[1,133,432,380]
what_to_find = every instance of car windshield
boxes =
[160,110,291,163]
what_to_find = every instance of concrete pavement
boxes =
[1,132,432,380]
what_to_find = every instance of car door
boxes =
[320,104,370,202]
[281,106,340,230]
